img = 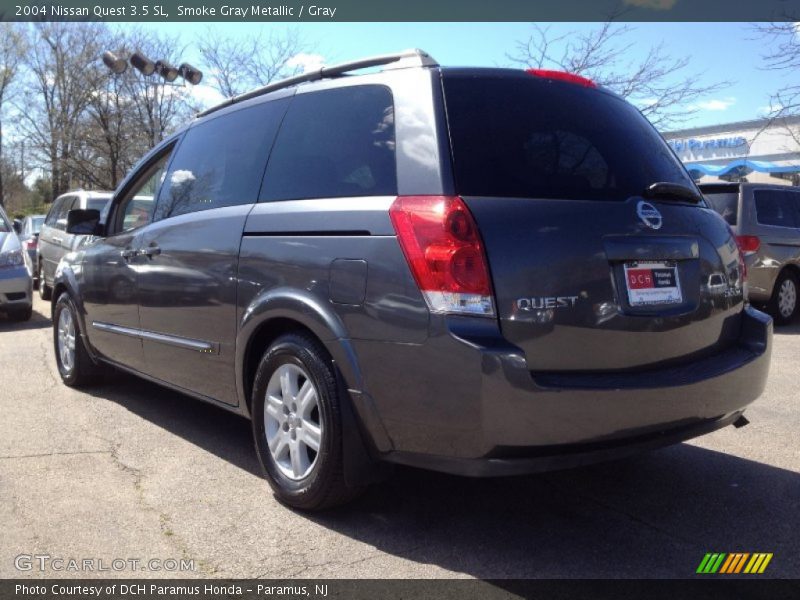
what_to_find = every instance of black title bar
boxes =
[2,0,800,22]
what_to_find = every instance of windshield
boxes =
[704,192,739,225]
[442,72,697,201]
[0,210,9,232]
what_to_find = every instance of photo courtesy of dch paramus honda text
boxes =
[49,50,772,510]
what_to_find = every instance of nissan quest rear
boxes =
[51,50,772,510]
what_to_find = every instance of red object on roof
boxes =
[525,69,597,88]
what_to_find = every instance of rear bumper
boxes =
[746,258,777,304]
[0,267,32,309]
[386,411,746,477]
[353,306,772,475]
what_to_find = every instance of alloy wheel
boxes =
[778,278,797,319]
[57,307,76,373]
[264,363,323,480]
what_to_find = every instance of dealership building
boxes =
[663,115,800,186]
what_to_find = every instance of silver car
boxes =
[0,205,33,321]
[701,182,800,324]
[37,191,112,300]
[13,214,46,287]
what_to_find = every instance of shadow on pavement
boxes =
[85,371,799,579]
[774,321,800,335]
[0,306,51,331]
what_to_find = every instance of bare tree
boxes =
[752,21,800,144]
[0,23,25,207]
[508,22,730,129]
[68,28,192,190]
[18,22,107,200]
[198,28,309,98]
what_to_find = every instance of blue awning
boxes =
[685,159,800,176]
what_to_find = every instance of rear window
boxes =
[754,190,800,228]
[442,73,695,201]
[31,216,45,233]
[704,192,739,225]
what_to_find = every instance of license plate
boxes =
[623,261,682,306]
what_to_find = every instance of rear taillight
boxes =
[23,238,37,250]
[389,195,495,317]
[525,68,597,88]
[736,235,760,254]
[728,229,749,291]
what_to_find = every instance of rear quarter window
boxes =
[260,85,397,202]
[704,192,739,226]
[442,73,695,201]
[754,190,800,228]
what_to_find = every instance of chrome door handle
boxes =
[142,244,161,258]
[52,237,62,244]
[121,248,139,260]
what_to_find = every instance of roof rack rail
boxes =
[197,48,438,118]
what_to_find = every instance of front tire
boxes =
[53,293,103,387]
[766,270,799,325]
[252,333,361,510]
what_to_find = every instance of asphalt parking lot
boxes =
[0,295,798,580]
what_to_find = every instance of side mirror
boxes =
[12,219,22,234]
[66,209,102,236]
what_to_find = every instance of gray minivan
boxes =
[38,191,112,300]
[51,51,771,510]
[701,182,800,324]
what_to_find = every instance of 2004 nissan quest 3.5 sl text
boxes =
[52,50,772,510]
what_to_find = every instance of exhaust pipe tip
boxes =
[733,415,750,429]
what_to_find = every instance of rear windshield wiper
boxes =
[643,182,703,204]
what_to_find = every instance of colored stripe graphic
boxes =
[700,552,773,574]
[744,553,774,574]
[697,553,727,573]
[720,553,749,573]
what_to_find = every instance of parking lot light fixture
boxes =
[102,51,128,74]
[178,63,203,85]
[155,60,179,83]
[130,51,156,76]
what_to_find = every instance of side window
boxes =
[44,199,60,227]
[154,98,289,222]
[113,150,173,234]
[754,190,799,228]
[54,196,75,231]
[261,86,396,202]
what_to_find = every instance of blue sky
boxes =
[141,21,796,131]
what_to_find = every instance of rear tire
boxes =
[38,262,51,301]
[53,293,104,387]
[766,270,799,325]
[8,305,32,322]
[251,332,363,510]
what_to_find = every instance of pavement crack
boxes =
[0,450,111,460]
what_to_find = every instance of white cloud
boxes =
[287,53,327,73]
[623,0,677,9]
[187,84,226,108]
[693,97,736,111]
